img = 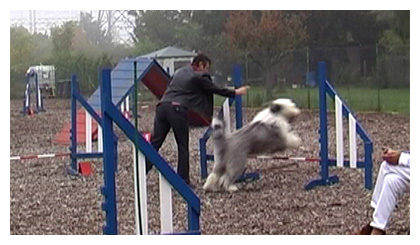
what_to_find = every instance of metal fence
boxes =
[214,45,410,113]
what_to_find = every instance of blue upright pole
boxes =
[199,138,208,179]
[232,64,260,183]
[304,62,338,190]
[69,74,78,175]
[364,142,373,190]
[188,205,200,232]
[233,64,243,129]
[318,61,329,181]
[100,69,118,235]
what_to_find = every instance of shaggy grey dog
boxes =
[203,98,302,192]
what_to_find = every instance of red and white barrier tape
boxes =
[10,152,70,161]
[10,133,151,161]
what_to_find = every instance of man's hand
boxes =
[235,86,250,95]
[382,148,401,165]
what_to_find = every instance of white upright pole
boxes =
[159,174,173,234]
[223,99,231,134]
[214,99,231,167]
[25,83,30,108]
[335,96,344,167]
[37,85,42,110]
[133,145,148,235]
[85,111,92,153]
[349,114,357,168]
[98,125,103,153]
[126,96,130,112]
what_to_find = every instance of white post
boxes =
[25,84,30,107]
[98,125,103,153]
[125,96,130,113]
[214,99,231,167]
[159,174,173,234]
[133,145,148,235]
[349,114,357,168]
[223,99,231,134]
[37,86,42,109]
[335,96,344,167]
[85,110,92,153]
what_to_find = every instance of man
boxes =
[356,148,410,235]
[146,53,249,185]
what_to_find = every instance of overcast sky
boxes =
[10,10,133,44]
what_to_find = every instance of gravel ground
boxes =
[10,98,410,235]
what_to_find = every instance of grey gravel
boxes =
[10,99,410,235]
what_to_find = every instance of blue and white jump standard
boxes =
[100,68,201,235]
[199,62,373,191]
[199,65,260,182]
[305,61,373,190]
[68,74,105,176]
[23,68,45,115]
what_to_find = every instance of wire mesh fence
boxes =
[214,45,409,114]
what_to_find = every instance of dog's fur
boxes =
[203,98,302,192]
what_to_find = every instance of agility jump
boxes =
[99,67,200,235]
[199,61,373,190]
[12,58,201,235]
[78,60,201,235]
[23,68,45,115]
[305,61,372,190]
[66,60,201,234]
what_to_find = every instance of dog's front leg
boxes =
[286,133,302,148]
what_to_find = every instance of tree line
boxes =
[10,10,409,99]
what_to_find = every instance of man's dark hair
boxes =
[192,53,211,67]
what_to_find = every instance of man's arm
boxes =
[382,149,410,167]
[196,74,248,97]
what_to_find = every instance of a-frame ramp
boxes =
[54,57,209,145]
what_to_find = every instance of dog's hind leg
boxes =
[221,160,247,192]
[219,174,238,192]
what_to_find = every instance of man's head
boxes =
[192,53,211,72]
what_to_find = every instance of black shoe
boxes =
[354,224,373,235]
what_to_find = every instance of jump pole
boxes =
[10,152,70,161]
[304,61,373,190]
[199,65,260,182]
[132,61,148,235]
[68,74,105,176]
[23,68,45,115]
[100,67,200,235]
[200,62,372,190]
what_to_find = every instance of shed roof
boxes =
[140,46,197,59]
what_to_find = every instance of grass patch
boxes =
[137,84,409,115]
[216,86,410,114]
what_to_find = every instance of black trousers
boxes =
[146,102,190,183]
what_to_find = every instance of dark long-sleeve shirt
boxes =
[160,65,236,119]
